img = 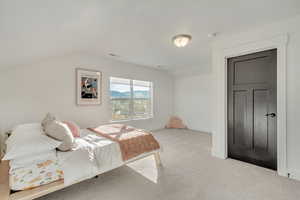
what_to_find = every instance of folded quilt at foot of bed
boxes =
[88,124,160,161]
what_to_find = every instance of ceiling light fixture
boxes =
[172,34,192,48]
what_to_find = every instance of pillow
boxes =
[12,123,42,132]
[44,120,75,151]
[3,127,61,161]
[6,123,42,145]
[62,121,81,138]
[41,113,56,130]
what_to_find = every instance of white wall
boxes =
[0,53,173,132]
[173,73,212,133]
[211,15,300,179]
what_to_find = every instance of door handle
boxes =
[265,113,276,118]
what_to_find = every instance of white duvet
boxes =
[58,129,123,186]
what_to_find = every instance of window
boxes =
[110,77,153,121]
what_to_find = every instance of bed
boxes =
[0,124,162,200]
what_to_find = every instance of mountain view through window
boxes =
[110,77,153,121]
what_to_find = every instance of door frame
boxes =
[212,34,288,177]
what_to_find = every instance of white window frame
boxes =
[110,77,153,122]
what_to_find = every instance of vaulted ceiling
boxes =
[1,0,300,70]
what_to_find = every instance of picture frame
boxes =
[76,68,102,105]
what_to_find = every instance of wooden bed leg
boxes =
[0,161,10,200]
[154,152,162,167]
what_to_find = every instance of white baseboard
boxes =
[211,148,226,159]
[288,170,300,181]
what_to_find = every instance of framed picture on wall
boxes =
[76,68,102,105]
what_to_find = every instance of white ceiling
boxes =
[1,0,300,70]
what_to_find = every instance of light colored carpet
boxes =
[39,129,300,200]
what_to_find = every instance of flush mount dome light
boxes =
[172,34,192,47]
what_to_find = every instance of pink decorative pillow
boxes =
[62,121,81,138]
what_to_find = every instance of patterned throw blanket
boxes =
[88,124,160,161]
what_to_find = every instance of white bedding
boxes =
[9,128,160,188]
[58,129,123,186]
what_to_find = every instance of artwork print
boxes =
[76,68,101,105]
[81,77,98,99]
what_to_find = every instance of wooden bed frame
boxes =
[0,152,161,200]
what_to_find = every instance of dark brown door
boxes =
[227,49,277,170]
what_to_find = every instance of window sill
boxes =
[110,116,153,123]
